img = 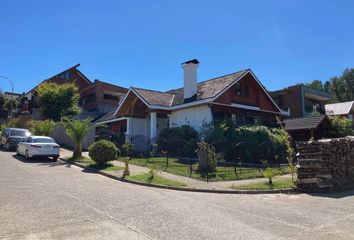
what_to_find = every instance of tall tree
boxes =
[304,80,328,92]
[329,68,354,103]
[36,82,80,121]
[305,68,354,103]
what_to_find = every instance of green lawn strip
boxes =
[65,157,123,171]
[120,156,290,181]
[126,173,187,187]
[231,178,295,190]
[88,163,124,171]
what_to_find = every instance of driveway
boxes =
[1,150,354,240]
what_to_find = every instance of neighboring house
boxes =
[18,64,128,119]
[270,85,330,118]
[112,59,286,142]
[282,115,330,141]
[325,101,354,121]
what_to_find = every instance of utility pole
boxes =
[0,76,14,118]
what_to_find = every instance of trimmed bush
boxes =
[89,140,119,164]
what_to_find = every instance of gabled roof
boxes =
[325,101,354,115]
[115,69,283,115]
[167,70,248,106]
[283,115,329,131]
[132,87,174,107]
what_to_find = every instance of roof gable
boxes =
[325,101,354,115]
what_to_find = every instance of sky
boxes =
[0,0,353,94]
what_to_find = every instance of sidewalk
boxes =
[60,148,292,190]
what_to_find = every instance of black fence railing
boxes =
[96,132,289,182]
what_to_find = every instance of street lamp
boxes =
[0,76,14,118]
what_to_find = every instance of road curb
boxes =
[60,158,297,195]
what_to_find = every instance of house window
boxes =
[103,94,120,101]
[305,98,322,113]
[80,94,96,105]
[58,72,70,80]
[234,82,249,97]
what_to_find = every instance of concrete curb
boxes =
[60,158,297,195]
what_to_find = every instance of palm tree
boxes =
[62,117,94,158]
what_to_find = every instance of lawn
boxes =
[120,156,290,182]
[126,173,187,187]
[231,178,295,190]
[65,157,123,171]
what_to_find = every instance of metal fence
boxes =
[97,132,289,182]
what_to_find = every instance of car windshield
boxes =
[33,138,55,143]
[10,130,30,137]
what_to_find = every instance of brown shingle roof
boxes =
[283,115,329,131]
[133,69,248,107]
[132,87,174,107]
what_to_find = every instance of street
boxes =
[1,150,354,240]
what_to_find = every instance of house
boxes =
[325,101,354,121]
[111,59,286,143]
[270,85,330,118]
[19,64,128,120]
[282,115,330,141]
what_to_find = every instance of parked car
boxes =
[0,128,31,151]
[16,136,60,160]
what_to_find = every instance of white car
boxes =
[17,136,60,160]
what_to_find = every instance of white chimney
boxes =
[182,59,199,100]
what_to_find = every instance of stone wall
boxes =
[296,137,354,192]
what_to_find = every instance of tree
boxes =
[62,117,94,158]
[304,68,354,103]
[304,80,329,92]
[329,68,354,103]
[36,82,80,121]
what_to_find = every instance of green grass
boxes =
[231,178,295,190]
[88,164,124,171]
[120,156,290,182]
[126,173,187,187]
[65,157,123,171]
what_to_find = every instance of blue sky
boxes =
[0,0,353,94]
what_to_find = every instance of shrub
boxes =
[158,125,198,157]
[262,167,278,185]
[196,141,217,173]
[329,116,353,137]
[201,121,289,164]
[122,142,134,159]
[26,119,56,136]
[89,140,119,164]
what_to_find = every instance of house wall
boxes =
[214,74,278,112]
[169,105,213,132]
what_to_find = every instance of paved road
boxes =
[1,150,354,240]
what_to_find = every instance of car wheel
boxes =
[53,156,58,161]
[5,143,10,151]
[25,150,31,160]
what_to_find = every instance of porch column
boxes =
[126,117,132,142]
[150,112,157,140]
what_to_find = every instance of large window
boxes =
[305,98,322,113]
[234,82,249,97]
[79,94,96,105]
[103,94,120,101]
